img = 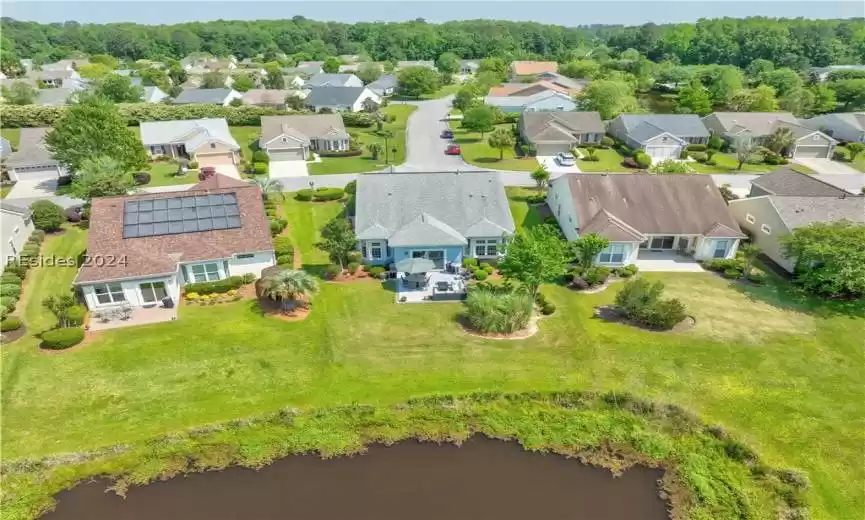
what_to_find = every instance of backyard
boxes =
[0,195,863,520]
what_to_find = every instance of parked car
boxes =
[556,152,576,166]
[441,129,454,139]
[445,144,461,155]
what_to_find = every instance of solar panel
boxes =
[123,192,242,238]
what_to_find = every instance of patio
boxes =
[396,271,467,303]
[87,304,179,331]
[634,251,705,273]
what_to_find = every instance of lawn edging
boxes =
[2,391,807,520]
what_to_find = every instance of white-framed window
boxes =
[139,281,167,304]
[94,283,126,305]
[474,239,499,257]
[598,243,626,264]
[190,262,222,282]
[761,224,772,235]
[367,241,383,260]
[745,213,756,224]
[713,239,731,259]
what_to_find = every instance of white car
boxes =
[556,152,576,166]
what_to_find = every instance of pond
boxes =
[43,437,670,520]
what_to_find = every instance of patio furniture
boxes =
[162,296,175,309]
[394,257,437,274]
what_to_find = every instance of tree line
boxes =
[2,16,863,71]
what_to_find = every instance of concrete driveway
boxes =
[537,155,581,174]
[7,178,59,199]
[269,160,309,178]
[793,158,861,175]
[213,165,240,179]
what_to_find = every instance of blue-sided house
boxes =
[354,172,516,269]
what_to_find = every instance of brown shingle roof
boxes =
[74,175,273,284]
[510,61,558,76]
[559,173,745,240]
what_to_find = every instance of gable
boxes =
[643,132,686,146]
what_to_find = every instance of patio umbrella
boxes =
[394,257,436,274]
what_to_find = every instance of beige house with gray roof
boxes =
[259,114,350,161]
[519,111,604,155]
[702,112,837,158]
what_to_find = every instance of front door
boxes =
[140,281,168,305]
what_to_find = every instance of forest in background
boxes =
[1,16,864,69]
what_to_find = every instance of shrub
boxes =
[639,298,687,329]
[277,253,294,265]
[30,200,65,231]
[273,236,294,257]
[324,264,342,279]
[40,327,85,350]
[1,274,22,287]
[344,180,357,194]
[341,112,375,127]
[623,264,639,277]
[252,150,269,163]
[479,262,492,271]
[312,187,345,201]
[1,316,22,332]
[649,159,696,174]
[831,150,847,162]
[708,135,724,150]
[67,305,87,326]
[600,136,614,148]
[269,219,286,236]
[723,268,742,279]
[265,208,278,218]
[241,273,256,284]
[253,162,269,175]
[633,152,651,169]
[346,250,363,264]
[295,189,313,201]
[704,258,745,272]
[369,266,386,277]
[133,171,151,185]
[184,275,246,295]
[463,257,479,269]
[0,296,17,312]
[0,284,22,298]
[464,287,533,333]
[188,161,200,169]
[705,158,717,166]
[622,157,639,168]
[29,229,46,243]
[582,155,600,162]
[65,207,82,223]
[775,469,811,491]
[540,302,556,315]
[583,265,611,286]
[474,269,488,281]
[347,262,360,274]
[614,278,688,330]
[679,149,689,160]
[690,152,708,163]
[686,144,707,152]
[317,149,363,157]
[4,261,28,279]
[746,270,767,284]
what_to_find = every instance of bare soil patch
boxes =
[258,297,311,322]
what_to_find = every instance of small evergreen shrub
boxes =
[347,262,360,274]
[745,270,767,284]
[184,275,246,295]
[67,305,87,326]
[295,189,314,201]
[600,136,614,148]
[369,266,386,277]
[241,273,256,284]
[252,150,269,163]
[41,327,85,349]
[540,302,556,315]
[344,180,357,194]
[30,200,65,232]
[634,152,651,169]
[312,187,345,201]
[1,316,22,332]
[1,273,22,285]
[0,284,22,298]
[30,229,46,243]
[723,269,742,279]
[133,171,151,185]
[277,254,294,265]
[462,258,478,269]
[347,251,363,264]
[325,264,342,279]
[614,278,688,330]
[474,269,488,281]
[686,144,707,151]
[583,265,611,286]
[0,296,17,312]
[253,162,269,175]
[273,236,294,257]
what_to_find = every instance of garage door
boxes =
[793,145,830,159]
[268,148,304,162]
[11,165,60,181]
[645,145,680,160]
[536,143,570,156]
[196,153,235,167]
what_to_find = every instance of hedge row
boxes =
[317,149,363,157]
[183,274,254,295]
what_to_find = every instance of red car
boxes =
[445,144,461,155]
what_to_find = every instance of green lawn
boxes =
[392,83,461,101]
[451,122,538,172]
[506,187,545,231]
[140,162,199,187]
[228,125,261,162]
[690,152,778,174]
[0,184,12,199]
[308,104,417,175]
[1,127,21,148]
[2,198,863,520]
[834,144,865,173]
[575,148,628,172]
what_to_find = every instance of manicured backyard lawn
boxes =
[451,122,538,172]
[308,104,416,175]
[690,152,778,174]
[506,187,545,231]
[140,162,199,187]
[2,197,863,520]
[575,148,628,172]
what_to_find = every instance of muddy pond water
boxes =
[44,437,670,520]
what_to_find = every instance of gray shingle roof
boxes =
[173,88,234,104]
[770,196,865,229]
[139,118,238,150]
[304,86,369,107]
[259,114,348,147]
[5,128,58,168]
[616,114,709,141]
[307,74,360,87]
[705,112,800,137]
[522,112,604,143]
[751,168,851,197]
[484,90,574,109]
[367,74,398,91]
[354,172,515,244]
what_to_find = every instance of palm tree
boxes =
[368,142,383,161]
[739,243,762,278]
[765,127,796,156]
[260,269,319,312]
[250,178,284,201]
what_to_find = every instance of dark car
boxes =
[445,144,461,155]
[441,129,454,139]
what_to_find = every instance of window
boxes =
[761,224,772,235]
[649,236,675,249]
[713,240,730,259]
[235,253,255,259]
[745,213,756,224]
[190,262,222,282]
[94,283,126,305]
[140,282,167,304]
[598,243,626,264]
[13,227,20,235]
[210,143,216,149]
[368,241,383,259]
[474,239,499,257]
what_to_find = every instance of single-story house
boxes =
[283,74,306,88]
[283,63,324,77]
[141,86,169,103]
[747,167,853,198]
[510,61,558,78]
[607,114,710,161]
[180,55,237,72]
[259,114,350,161]
[1,202,34,268]
[809,65,865,82]
[701,112,836,158]
[728,195,865,272]
[241,89,293,109]
[30,68,79,87]
[801,112,865,144]
[534,72,588,92]
[34,87,77,106]
[396,61,436,70]
[484,90,577,113]
[140,118,240,167]
[172,88,243,106]
[61,77,91,90]
[547,173,745,265]
[354,172,516,268]
[459,60,480,75]
[5,128,67,181]
[307,73,363,88]
[304,86,381,113]
[488,80,580,98]
[73,174,275,312]
[367,74,398,96]
[520,111,605,156]
[41,58,89,71]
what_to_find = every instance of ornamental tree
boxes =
[461,104,499,138]
[498,224,568,296]
[780,221,865,298]
[70,156,136,202]
[396,66,441,98]
[487,127,515,160]
[320,217,357,269]
[572,233,610,269]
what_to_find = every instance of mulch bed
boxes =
[593,305,696,333]
[258,297,311,322]
[0,324,27,345]
[569,277,627,294]
[330,270,376,283]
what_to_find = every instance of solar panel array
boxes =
[123,192,241,238]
